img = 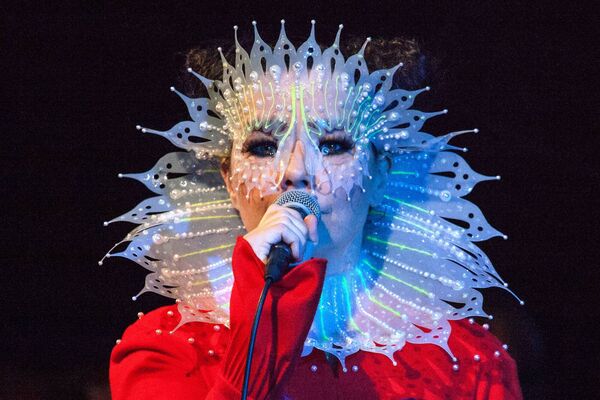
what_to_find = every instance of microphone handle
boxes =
[264,241,293,282]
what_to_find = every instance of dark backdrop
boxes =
[4,1,597,399]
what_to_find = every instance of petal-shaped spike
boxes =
[117,151,206,194]
[171,86,221,124]
[272,19,296,70]
[367,63,403,95]
[297,19,322,61]
[276,19,294,52]
[216,46,228,66]
[106,195,172,225]
[187,68,214,89]
[233,25,251,75]
[216,46,239,87]
[250,20,272,73]
[334,24,343,48]
[358,37,372,56]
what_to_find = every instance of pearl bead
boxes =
[473,354,480,362]
[502,344,509,350]
[208,349,215,356]
[187,337,195,344]
[482,323,489,330]
[115,339,122,345]
[452,364,459,371]
[137,312,144,319]
[155,329,162,335]
[494,351,501,357]
[213,325,221,331]
[310,365,317,372]
[352,365,359,372]
[167,310,174,317]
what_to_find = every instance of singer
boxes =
[106,21,523,399]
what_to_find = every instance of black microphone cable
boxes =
[241,276,272,400]
[241,242,293,400]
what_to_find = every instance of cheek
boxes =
[320,186,371,241]
[228,151,280,198]
[316,153,368,198]
[234,191,278,231]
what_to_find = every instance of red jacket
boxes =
[110,237,523,399]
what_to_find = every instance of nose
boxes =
[281,139,311,190]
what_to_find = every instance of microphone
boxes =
[264,190,321,282]
[241,190,321,400]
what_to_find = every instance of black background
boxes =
[3,1,597,399]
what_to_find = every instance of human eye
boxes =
[318,133,354,156]
[242,133,278,158]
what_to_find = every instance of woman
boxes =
[104,21,523,399]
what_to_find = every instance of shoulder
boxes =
[397,319,518,374]
[109,305,228,399]
[110,305,197,367]
[390,319,522,399]
[110,304,226,370]
[116,304,198,342]
[448,319,513,364]
[448,319,522,399]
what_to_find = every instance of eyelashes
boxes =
[242,131,355,158]
[242,136,278,157]
[318,135,354,156]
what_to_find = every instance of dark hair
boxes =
[178,35,439,172]
[181,35,437,95]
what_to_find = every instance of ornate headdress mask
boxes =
[101,21,522,370]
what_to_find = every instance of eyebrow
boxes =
[245,129,278,141]
[256,118,289,134]
[322,129,352,137]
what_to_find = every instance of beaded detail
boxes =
[102,21,522,368]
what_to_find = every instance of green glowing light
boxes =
[179,243,235,258]
[366,236,433,257]
[191,271,233,286]
[363,259,430,296]
[178,215,240,223]
[276,86,296,150]
[299,86,319,151]
[188,199,230,208]
[390,170,418,176]
[318,304,331,341]
[392,216,434,234]
[356,269,402,318]
[384,195,430,214]
[342,276,364,333]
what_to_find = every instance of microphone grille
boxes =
[274,190,321,220]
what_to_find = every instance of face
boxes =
[220,72,390,266]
